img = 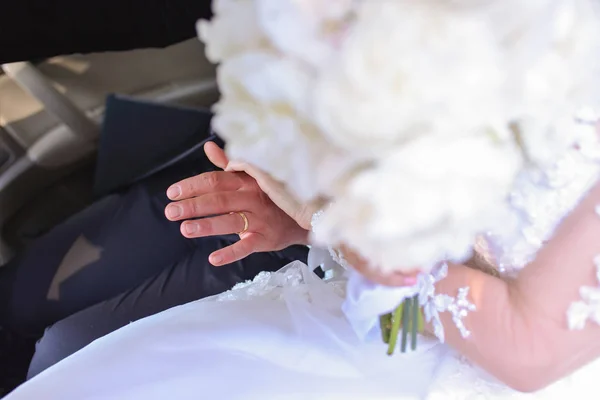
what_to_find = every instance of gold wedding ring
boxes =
[230,211,249,235]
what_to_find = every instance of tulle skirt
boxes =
[6,262,600,399]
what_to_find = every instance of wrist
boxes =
[293,229,311,246]
[296,206,319,231]
[297,200,330,231]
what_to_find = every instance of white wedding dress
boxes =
[7,119,600,400]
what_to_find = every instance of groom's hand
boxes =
[165,142,309,266]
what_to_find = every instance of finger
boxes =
[346,250,420,287]
[204,141,229,170]
[226,161,308,226]
[226,161,276,190]
[180,212,250,238]
[209,234,263,266]
[384,271,420,287]
[166,171,251,201]
[364,267,420,287]
[165,191,260,221]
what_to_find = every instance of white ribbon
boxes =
[342,263,476,345]
[342,270,419,341]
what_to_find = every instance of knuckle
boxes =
[190,198,204,216]
[182,178,197,196]
[235,171,255,188]
[241,238,258,255]
[257,191,272,207]
[203,172,220,190]
[232,244,247,260]
[225,248,239,263]
[196,218,213,233]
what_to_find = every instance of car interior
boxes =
[0,38,218,264]
[0,38,218,394]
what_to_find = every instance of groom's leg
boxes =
[0,150,219,336]
[26,239,307,379]
[0,184,191,336]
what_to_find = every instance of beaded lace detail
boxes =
[486,117,600,278]
[428,116,600,397]
[417,263,476,342]
[310,208,350,270]
[567,246,600,331]
[215,262,346,303]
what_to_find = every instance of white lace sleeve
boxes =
[307,209,349,278]
[567,228,600,330]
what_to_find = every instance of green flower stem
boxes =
[411,294,419,350]
[380,313,392,344]
[383,296,425,354]
[386,303,404,355]
[400,297,412,352]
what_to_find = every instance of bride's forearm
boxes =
[430,181,600,392]
[434,257,600,391]
[430,264,549,391]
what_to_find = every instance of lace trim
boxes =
[565,115,600,331]
[418,263,476,342]
[567,227,600,330]
[486,117,600,277]
[215,268,304,302]
[310,209,349,270]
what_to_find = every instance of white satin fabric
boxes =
[8,117,600,399]
[8,261,600,400]
[7,262,446,400]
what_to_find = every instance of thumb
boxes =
[204,141,229,169]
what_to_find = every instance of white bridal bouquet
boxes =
[199,0,600,274]
[198,0,600,351]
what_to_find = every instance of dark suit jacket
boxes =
[0,0,213,64]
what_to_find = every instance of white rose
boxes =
[311,0,509,154]
[197,0,268,63]
[501,0,600,167]
[213,51,358,200]
[313,132,522,272]
[217,51,313,116]
[198,0,600,274]
[255,0,353,69]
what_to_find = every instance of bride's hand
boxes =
[164,142,310,266]
[224,159,317,231]
[339,244,421,287]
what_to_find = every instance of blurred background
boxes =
[0,1,222,394]
[0,39,218,262]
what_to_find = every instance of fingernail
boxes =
[185,222,199,235]
[403,276,418,286]
[167,185,181,199]
[166,205,182,219]
[210,254,223,265]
